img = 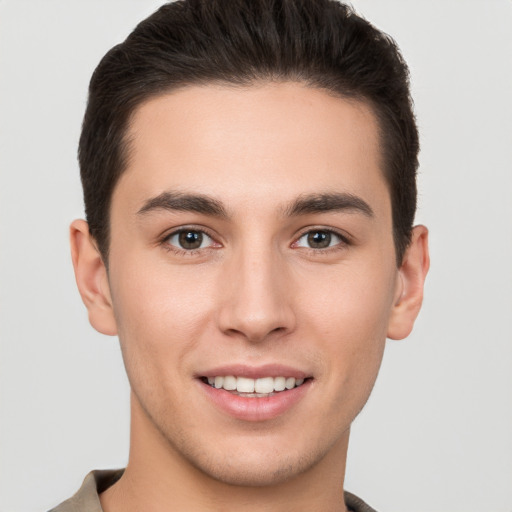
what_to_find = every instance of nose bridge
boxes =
[217,237,295,342]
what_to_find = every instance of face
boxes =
[85,83,411,486]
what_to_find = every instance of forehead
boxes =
[116,82,389,216]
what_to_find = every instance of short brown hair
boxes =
[79,0,419,265]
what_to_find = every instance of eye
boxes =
[294,229,346,249]
[165,229,215,251]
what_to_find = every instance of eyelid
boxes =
[160,225,222,253]
[292,226,352,249]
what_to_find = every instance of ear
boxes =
[387,225,430,340]
[70,219,117,336]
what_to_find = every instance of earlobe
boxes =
[70,219,117,336]
[387,225,430,340]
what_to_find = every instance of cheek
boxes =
[301,262,396,339]
[298,263,395,397]
[108,257,216,377]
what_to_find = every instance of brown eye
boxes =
[307,231,332,248]
[179,231,203,249]
[295,229,345,250]
[166,230,212,250]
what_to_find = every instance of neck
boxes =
[100,392,350,512]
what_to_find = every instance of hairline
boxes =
[99,78,400,266]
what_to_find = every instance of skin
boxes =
[71,82,429,512]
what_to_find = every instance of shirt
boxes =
[49,470,378,512]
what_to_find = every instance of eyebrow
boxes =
[283,192,374,218]
[137,191,229,218]
[137,190,373,220]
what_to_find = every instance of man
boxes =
[51,0,429,510]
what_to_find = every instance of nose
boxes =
[217,245,296,343]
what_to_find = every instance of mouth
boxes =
[197,365,313,421]
[200,375,309,397]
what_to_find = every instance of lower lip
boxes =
[199,379,311,422]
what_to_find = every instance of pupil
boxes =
[308,231,330,248]
[179,231,202,249]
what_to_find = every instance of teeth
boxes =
[237,376,255,393]
[254,377,274,394]
[285,377,296,389]
[274,376,286,391]
[223,375,237,391]
[205,375,307,393]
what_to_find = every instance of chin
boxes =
[187,447,320,487]
[162,422,343,489]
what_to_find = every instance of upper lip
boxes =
[198,364,310,380]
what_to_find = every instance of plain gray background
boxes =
[1,1,511,511]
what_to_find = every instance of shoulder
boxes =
[344,490,379,512]
[48,470,124,512]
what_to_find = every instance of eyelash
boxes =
[160,226,351,256]
[160,226,220,256]
[292,227,351,254]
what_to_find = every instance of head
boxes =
[79,0,418,267]
[71,0,429,498]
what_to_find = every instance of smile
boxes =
[203,376,306,396]
[198,365,313,421]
